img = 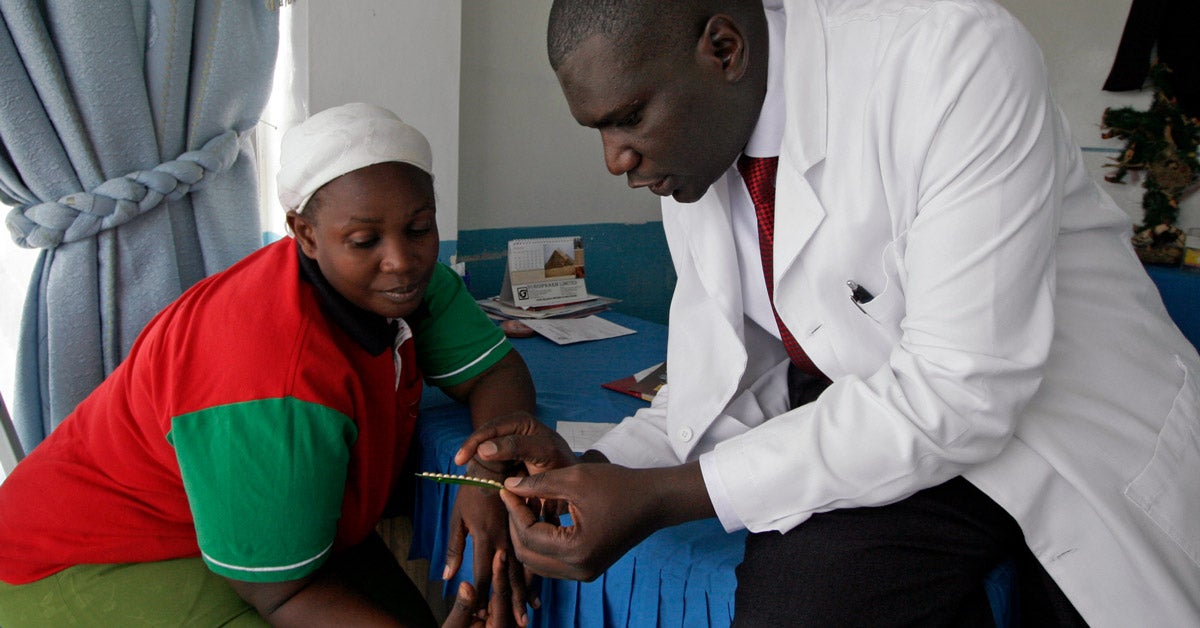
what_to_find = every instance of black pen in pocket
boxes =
[847,281,875,314]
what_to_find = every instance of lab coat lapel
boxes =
[772,162,825,283]
[663,0,833,454]
[680,178,743,330]
[774,0,829,284]
[663,177,748,459]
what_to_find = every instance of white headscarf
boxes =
[276,102,433,214]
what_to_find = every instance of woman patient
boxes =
[0,103,532,627]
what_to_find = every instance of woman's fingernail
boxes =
[504,477,521,488]
[443,565,452,580]
[479,441,498,456]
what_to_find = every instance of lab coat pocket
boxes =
[1125,355,1200,568]
[853,282,903,326]
[849,237,905,327]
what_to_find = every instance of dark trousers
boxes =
[330,532,439,627]
[731,367,1088,627]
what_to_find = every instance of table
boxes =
[407,312,747,626]
[405,312,1012,627]
[1145,265,1200,350]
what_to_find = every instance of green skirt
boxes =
[0,532,435,627]
[0,557,266,627]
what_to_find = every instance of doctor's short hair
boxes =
[546,0,761,71]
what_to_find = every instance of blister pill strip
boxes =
[414,471,504,489]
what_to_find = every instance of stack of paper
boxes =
[476,295,620,320]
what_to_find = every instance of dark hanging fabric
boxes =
[1102,0,1200,118]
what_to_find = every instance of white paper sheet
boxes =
[556,421,617,453]
[520,315,636,345]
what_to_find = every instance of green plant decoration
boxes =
[1101,63,1200,234]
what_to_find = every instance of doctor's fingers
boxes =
[501,490,595,581]
[481,431,578,475]
[454,412,546,466]
[502,466,591,502]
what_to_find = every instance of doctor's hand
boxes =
[455,411,580,476]
[497,462,715,582]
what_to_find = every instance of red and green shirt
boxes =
[0,237,509,584]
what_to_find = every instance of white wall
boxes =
[457,0,660,231]
[456,0,1197,232]
[297,1,1189,234]
[998,0,1199,229]
[305,0,465,245]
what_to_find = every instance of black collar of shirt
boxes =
[296,243,394,357]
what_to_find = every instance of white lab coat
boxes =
[592,0,1200,625]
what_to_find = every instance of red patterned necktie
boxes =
[737,154,825,377]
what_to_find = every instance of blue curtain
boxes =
[0,1,278,451]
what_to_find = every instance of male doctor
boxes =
[457,0,1200,624]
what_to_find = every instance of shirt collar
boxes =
[743,4,787,159]
[296,243,394,356]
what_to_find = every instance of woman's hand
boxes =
[444,411,580,623]
[444,475,533,627]
[438,352,541,625]
[442,550,513,628]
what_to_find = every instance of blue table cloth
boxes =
[408,312,750,626]
[406,312,1012,627]
[1145,265,1200,350]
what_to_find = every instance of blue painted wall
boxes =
[437,241,458,268]
[269,226,1200,350]
[455,222,677,325]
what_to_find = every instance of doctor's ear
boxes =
[698,14,749,80]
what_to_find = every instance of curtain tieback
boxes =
[5,129,244,249]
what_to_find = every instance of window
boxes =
[255,1,308,242]
[0,202,38,481]
[0,207,37,422]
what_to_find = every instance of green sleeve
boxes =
[410,263,512,387]
[167,398,357,583]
